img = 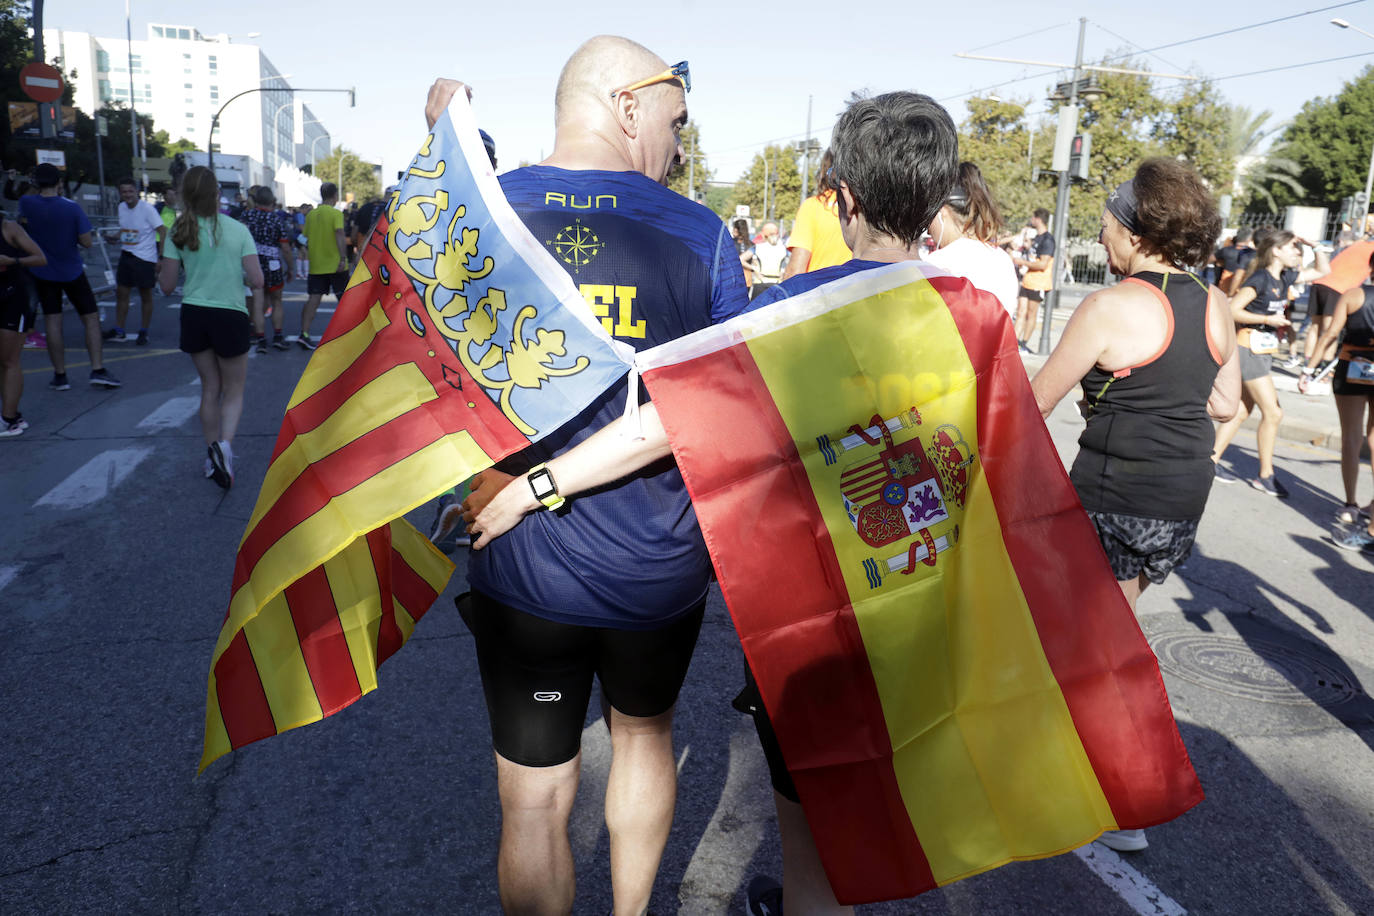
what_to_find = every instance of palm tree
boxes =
[1226,106,1304,213]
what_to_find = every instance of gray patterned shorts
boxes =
[1085,511,1200,585]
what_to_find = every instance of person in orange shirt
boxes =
[1010,208,1054,353]
[1300,234,1374,367]
[782,149,852,279]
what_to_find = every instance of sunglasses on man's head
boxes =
[610,60,690,98]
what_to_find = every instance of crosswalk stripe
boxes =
[1074,845,1186,915]
[137,396,201,432]
[34,447,153,509]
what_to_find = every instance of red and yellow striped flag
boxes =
[638,262,1202,902]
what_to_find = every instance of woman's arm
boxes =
[1207,350,1241,421]
[1030,288,1114,418]
[1227,286,1282,326]
[1299,288,1357,392]
[783,248,812,280]
[157,257,178,295]
[1295,240,1330,284]
[467,403,673,549]
[3,221,46,268]
[243,254,265,334]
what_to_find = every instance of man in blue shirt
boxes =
[429,35,746,915]
[20,163,120,389]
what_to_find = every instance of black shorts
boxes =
[1018,286,1044,303]
[1086,510,1199,585]
[307,271,348,297]
[1310,284,1344,318]
[258,255,285,293]
[116,251,157,290]
[1333,358,1374,397]
[459,590,705,767]
[0,280,25,332]
[733,663,799,803]
[35,274,97,316]
[180,303,251,358]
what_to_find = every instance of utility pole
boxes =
[762,153,769,225]
[800,95,813,201]
[95,114,108,216]
[126,0,140,181]
[1041,17,1086,356]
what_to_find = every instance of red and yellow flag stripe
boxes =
[639,262,1201,902]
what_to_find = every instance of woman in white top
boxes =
[923,161,1019,318]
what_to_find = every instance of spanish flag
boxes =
[637,262,1202,902]
[200,99,634,771]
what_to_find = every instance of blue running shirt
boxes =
[467,167,749,629]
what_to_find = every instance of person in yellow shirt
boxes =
[782,149,851,279]
[299,182,347,350]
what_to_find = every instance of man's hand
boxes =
[463,469,538,550]
[426,79,472,130]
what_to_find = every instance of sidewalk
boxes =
[1022,284,1346,453]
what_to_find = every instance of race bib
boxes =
[120,229,139,246]
[1347,359,1374,386]
[1249,330,1278,355]
[268,259,281,271]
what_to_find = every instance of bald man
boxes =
[428,36,748,916]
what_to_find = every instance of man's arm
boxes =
[77,231,94,249]
[334,226,347,269]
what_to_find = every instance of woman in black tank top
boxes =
[0,210,49,437]
[1031,158,1239,852]
[1299,254,1374,547]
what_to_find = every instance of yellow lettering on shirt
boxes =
[544,193,618,209]
[579,284,645,339]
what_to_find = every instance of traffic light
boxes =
[38,101,60,139]
[1068,133,1091,181]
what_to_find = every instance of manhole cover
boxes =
[1150,632,1365,709]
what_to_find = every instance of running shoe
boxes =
[1250,473,1288,498]
[49,372,70,391]
[745,876,783,916]
[1213,463,1239,483]
[1335,504,1372,526]
[1333,524,1374,554]
[0,415,27,438]
[203,456,215,479]
[102,327,126,341]
[136,329,148,346]
[272,334,290,351]
[1097,828,1148,852]
[209,440,234,490]
[89,368,122,388]
[24,330,46,349]
[255,335,268,354]
[1281,353,1304,369]
[297,333,317,351]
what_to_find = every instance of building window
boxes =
[98,79,112,101]
[184,82,192,89]
[179,28,191,40]
[96,49,110,72]
[152,26,163,37]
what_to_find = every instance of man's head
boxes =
[319,182,338,204]
[1031,208,1050,232]
[828,91,958,247]
[1236,227,1254,246]
[34,162,60,190]
[252,186,275,208]
[761,222,779,243]
[553,35,688,184]
[118,177,139,206]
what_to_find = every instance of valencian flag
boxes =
[200,97,634,771]
[637,262,1203,902]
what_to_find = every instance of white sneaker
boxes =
[1096,828,1148,852]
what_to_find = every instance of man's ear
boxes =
[613,90,640,140]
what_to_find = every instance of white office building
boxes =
[44,24,330,178]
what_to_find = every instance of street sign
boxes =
[96,114,108,137]
[735,205,751,218]
[19,62,64,103]
[36,149,65,168]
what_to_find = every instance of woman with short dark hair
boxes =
[1032,158,1240,851]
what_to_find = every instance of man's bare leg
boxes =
[776,792,853,916]
[494,751,580,916]
[605,706,677,916]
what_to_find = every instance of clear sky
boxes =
[53,0,1374,189]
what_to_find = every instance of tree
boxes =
[1271,65,1374,208]
[957,96,1054,231]
[1224,106,1303,213]
[728,144,801,225]
[665,121,713,201]
[65,102,166,189]
[315,145,380,203]
[151,129,198,156]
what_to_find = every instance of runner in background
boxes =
[1299,252,1374,542]
[239,186,295,353]
[1296,236,1374,369]
[0,210,47,436]
[1010,208,1054,353]
[782,149,851,279]
[1211,230,1328,495]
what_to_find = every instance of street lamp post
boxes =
[1040,17,1087,356]
[208,86,353,176]
[1332,18,1374,233]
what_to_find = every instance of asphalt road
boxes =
[2,284,1372,915]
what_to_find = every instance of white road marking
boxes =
[678,730,770,915]
[0,563,20,593]
[34,447,153,510]
[1074,844,1186,915]
[677,745,690,775]
[569,717,611,862]
[136,396,201,432]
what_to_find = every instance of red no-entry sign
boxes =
[20,62,64,103]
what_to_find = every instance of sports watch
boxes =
[526,463,565,511]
